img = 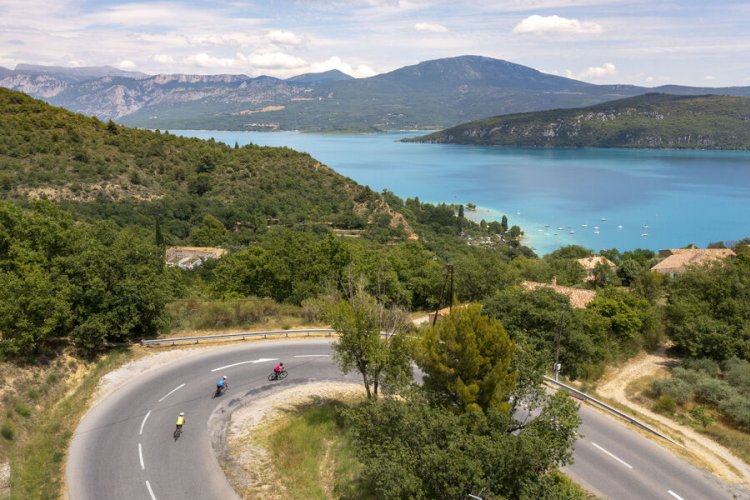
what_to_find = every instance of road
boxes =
[67,339,747,499]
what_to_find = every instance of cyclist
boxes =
[273,362,285,380]
[216,375,228,394]
[176,412,186,431]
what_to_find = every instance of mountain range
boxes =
[2,55,749,131]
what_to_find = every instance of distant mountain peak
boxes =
[287,69,354,85]
[13,63,147,81]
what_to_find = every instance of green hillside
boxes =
[409,94,750,149]
[0,88,405,242]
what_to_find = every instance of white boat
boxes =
[594,230,600,235]
[641,233,649,237]
[581,224,588,227]
[617,225,623,229]
[601,218,607,221]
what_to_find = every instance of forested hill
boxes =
[409,94,750,150]
[0,88,409,241]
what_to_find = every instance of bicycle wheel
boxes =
[268,373,277,381]
[278,371,288,380]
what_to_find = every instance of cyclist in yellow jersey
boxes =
[176,412,185,431]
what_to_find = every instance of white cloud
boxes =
[152,54,175,64]
[244,52,306,70]
[117,60,136,69]
[578,62,616,79]
[564,63,616,81]
[310,56,376,78]
[267,30,303,47]
[512,15,603,35]
[415,22,448,33]
[185,52,237,69]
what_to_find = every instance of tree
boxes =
[501,214,508,233]
[591,260,616,288]
[154,217,165,247]
[509,225,522,239]
[616,259,643,286]
[418,304,517,413]
[345,384,581,499]
[665,259,750,361]
[327,290,412,399]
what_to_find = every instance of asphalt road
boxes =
[67,339,747,500]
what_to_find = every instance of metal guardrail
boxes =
[140,329,336,346]
[544,375,681,446]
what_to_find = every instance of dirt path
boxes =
[597,349,750,485]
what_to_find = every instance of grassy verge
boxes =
[266,400,369,499]
[1,348,136,499]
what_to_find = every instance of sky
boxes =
[1,0,749,87]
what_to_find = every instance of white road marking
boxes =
[139,410,151,435]
[158,383,185,402]
[210,358,278,372]
[146,480,156,500]
[138,443,145,470]
[294,354,330,358]
[668,490,685,500]
[592,442,633,469]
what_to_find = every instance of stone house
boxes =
[165,246,227,270]
[576,255,616,281]
[650,248,736,278]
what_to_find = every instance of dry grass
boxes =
[0,348,140,499]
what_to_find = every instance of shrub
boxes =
[671,367,702,385]
[654,395,677,414]
[1,420,14,440]
[651,378,692,405]
[14,402,32,418]
[689,405,714,428]
[720,396,750,429]
[682,358,720,377]
[724,357,750,393]
[694,377,735,406]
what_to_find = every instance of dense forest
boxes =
[410,93,750,150]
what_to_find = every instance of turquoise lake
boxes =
[174,130,750,255]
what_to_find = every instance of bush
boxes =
[651,378,692,405]
[682,358,720,377]
[694,377,736,406]
[654,395,677,414]
[1,420,15,440]
[724,357,750,393]
[14,402,32,418]
[720,396,750,429]
[671,367,702,385]
[689,405,714,428]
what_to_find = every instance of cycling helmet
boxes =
[280,362,284,366]
[223,375,227,379]
[179,412,184,416]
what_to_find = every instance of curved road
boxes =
[67,339,746,499]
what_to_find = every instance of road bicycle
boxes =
[173,425,183,441]
[268,370,288,381]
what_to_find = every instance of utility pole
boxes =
[432,264,454,326]
[554,304,566,381]
[448,264,454,313]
